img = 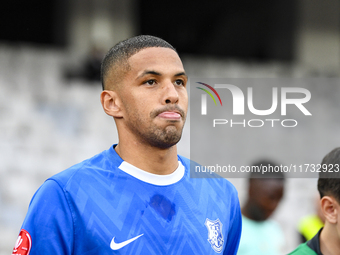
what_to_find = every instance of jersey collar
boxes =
[118,160,185,186]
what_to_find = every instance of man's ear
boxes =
[100,90,123,118]
[320,196,338,224]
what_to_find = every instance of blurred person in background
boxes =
[11,35,242,255]
[289,147,340,255]
[83,45,105,82]
[237,160,285,255]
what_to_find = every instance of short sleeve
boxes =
[16,179,74,255]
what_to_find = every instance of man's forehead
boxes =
[128,47,183,69]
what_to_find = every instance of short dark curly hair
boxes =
[100,35,176,90]
[318,147,340,203]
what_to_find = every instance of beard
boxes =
[126,106,186,149]
[142,124,183,149]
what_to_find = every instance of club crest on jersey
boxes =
[205,218,224,253]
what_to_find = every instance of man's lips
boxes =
[157,111,181,119]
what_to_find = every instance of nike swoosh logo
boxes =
[110,234,144,250]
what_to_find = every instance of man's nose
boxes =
[162,81,179,104]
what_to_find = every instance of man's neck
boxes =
[320,222,340,255]
[115,141,179,175]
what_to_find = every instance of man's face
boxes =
[249,179,284,221]
[116,47,188,149]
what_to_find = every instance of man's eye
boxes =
[145,79,156,85]
[175,80,184,86]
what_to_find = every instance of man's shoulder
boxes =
[288,242,318,255]
[49,147,119,188]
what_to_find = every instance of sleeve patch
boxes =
[12,229,32,255]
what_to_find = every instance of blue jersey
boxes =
[13,145,241,255]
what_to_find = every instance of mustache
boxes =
[151,105,186,118]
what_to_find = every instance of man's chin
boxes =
[148,129,182,149]
[151,136,181,149]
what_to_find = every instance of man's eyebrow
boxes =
[174,72,187,78]
[137,70,161,79]
[137,70,187,80]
